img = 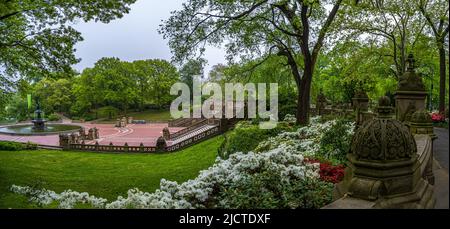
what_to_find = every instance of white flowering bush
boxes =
[10,115,353,209]
[283,114,297,124]
[255,116,346,157]
[10,148,332,209]
[10,185,107,209]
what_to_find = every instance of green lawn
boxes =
[0,136,223,208]
[128,110,173,121]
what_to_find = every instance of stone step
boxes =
[171,125,216,144]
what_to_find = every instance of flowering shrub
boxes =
[254,117,354,164]
[431,113,446,123]
[218,120,293,158]
[11,148,332,209]
[318,119,354,163]
[305,159,345,184]
[10,116,354,209]
[283,114,297,124]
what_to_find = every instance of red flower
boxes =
[431,113,446,123]
[305,158,345,184]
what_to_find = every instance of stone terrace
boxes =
[0,123,183,147]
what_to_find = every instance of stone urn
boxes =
[335,96,435,208]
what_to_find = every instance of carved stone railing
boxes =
[166,126,221,152]
[169,119,210,140]
[67,142,158,153]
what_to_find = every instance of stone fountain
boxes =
[31,100,47,130]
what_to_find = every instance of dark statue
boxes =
[32,99,47,130]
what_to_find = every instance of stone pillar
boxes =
[115,119,121,128]
[156,137,167,152]
[394,54,427,123]
[69,133,78,144]
[127,116,133,124]
[353,90,370,127]
[59,134,69,149]
[352,91,369,111]
[88,128,94,140]
[410,110,437,185]
[79,128,86,140]
[93,127,99,139]
[329,97,435,209]
[162,127,170,140]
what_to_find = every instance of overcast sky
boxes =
[72,0,226,75]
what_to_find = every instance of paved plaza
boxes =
[0,123,183,147]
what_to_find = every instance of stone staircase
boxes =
[170,124,218,145]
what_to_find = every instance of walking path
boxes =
[433,127,449,209]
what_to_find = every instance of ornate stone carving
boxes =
[162,127,170,140]
[398,54,425,92]
[351,109,417,161]
[334,96,435,208]
[156,136,166,151]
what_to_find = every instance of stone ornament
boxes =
[398,54,425,92]
[351,97,417,161]
[409,110,436,139]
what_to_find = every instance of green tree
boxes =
[179,59,206,101]
[160,0,351,124]
[0,0,137,104]
[340,0,427,79]
[133,59,180,109]
[417,0,449,114]
[33,78,74,114]
[74,58,138,117]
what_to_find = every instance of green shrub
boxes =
[217,171,334,209]
[0,141,24,151]
[47,113,60,121]
[0,141,38,151]
[318,119,353,163]
[95,106,119,119]
[219,121,293,158]
[25,141,38,150]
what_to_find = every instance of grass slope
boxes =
[0,136,223,208]
[128,110,173,121]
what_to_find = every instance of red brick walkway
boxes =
[0,123,183,147]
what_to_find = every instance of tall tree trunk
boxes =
[296,64,313,125]
[438,43,447,114]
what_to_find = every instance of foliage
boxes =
[218,121,293,158]
[318,119,354,163]
[431,113,446,123]
[46,113,60,122]
[0,141,37,151]
[0,0,137,107]
[132,59,180,109]
[0,136,223,208]
[305,159,345,184]
[254,117,355,164]
[70,58,179,119]
[160,0,348,124]
[4,94,29,121]
[0,141,24,151]
[9,147,332,209]
[33,78,74,114]
[93,106,120,120]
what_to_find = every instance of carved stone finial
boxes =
[351,96,416,161]
[377,96,393,118]
[406,53,416,71]
[397,53,425,91]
